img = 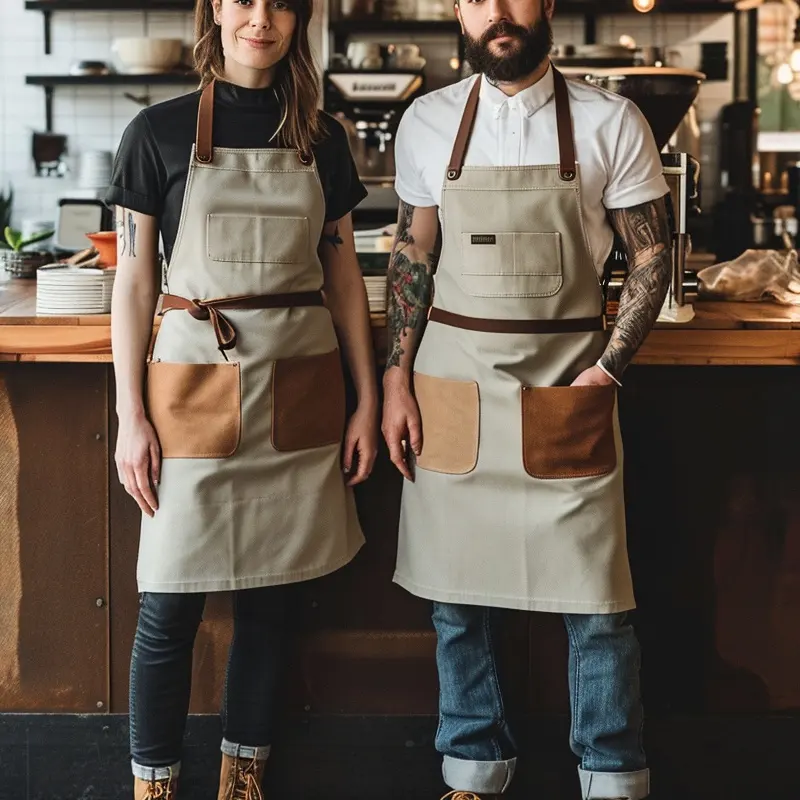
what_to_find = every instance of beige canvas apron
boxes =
[394,69,634,614]
[137,80,364,593]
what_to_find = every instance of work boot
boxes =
[134,775,177,800]
[440,792,500,800]
[218,753,267,800]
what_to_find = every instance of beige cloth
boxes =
[137,140,363,593]
[395,83,634,613]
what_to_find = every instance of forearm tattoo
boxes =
[602,196,672,380]
[385,202,439,370]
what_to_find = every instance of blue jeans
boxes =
[433,602,649,799]
[129,587,289,781]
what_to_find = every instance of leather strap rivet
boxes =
[299,152,312,165]
[447,169,458,180]
[561,170,575,181]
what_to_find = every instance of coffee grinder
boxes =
[576,67,705,318]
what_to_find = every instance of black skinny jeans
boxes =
[129,586,290,768]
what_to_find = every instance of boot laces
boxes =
[143,775,175,800]
[225,756,264,800]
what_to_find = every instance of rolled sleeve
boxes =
[394,102,436,208]
[603,101,669,210]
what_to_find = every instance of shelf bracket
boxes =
[43,9,52,55]
[45,85,54,133]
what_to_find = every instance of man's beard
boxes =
[463,17,553,84]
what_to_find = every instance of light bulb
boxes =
[790,46,800,73]
[777,62,795,84]
[632,0,655,12]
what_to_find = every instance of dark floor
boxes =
[1,713,798,800]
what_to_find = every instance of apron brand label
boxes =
[471,234,497,245]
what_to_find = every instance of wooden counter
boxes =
[2,273,800,798]
[3,276,800,365]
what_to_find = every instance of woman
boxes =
[106,0,378,797]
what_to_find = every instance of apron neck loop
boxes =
[447,75,481,181]
[446,67,578,183]
[196,79,216,165]
[552,68,576,182]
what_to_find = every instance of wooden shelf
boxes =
[25,1,193,9]
[25,1,194,54]
[26,73,198,132]
[329,19,459,34]
[26,73,197,86]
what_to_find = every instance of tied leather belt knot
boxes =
[160,291,325,354]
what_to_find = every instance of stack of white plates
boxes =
[36,265,116,315]
[363,275,387,313]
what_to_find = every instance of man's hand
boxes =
[571,365,615,387]
[381,373,422,482]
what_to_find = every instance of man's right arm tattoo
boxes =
[385,202,441,372]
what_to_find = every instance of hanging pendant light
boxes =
[632,0,656,11]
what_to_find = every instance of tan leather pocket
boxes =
[414,372,479,475]
[207,214,309,264]
[461,231,563,297]
[521,385,616,479]
[272,349,345,451]
[146,361,241,458]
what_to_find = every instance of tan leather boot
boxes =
[218,753,267,800]
[134,775,178,799]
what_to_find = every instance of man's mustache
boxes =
[480,20,529,45]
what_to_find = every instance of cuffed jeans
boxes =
[433,602,649,799]
[129,586,290,778]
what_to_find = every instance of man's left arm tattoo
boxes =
[601,195,672,381]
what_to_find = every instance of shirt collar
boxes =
[478,61,555,119]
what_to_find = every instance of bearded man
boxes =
[381,1,673,798]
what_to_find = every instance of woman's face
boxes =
[213,0,297,85]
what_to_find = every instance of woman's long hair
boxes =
[193,0,324,154]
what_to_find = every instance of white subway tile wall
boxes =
[1,4,731,228]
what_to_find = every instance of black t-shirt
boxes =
[105,81,367,263]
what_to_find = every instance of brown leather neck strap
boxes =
[196,80,215,164]
[194,78,313,166]
[446,75,481,181]
[446,66,577,182]
[552,67,576,181]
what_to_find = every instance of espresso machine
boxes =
[576,67,705,317]
[324,68,426,227]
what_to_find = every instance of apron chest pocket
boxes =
[272,349,346,452]
[414,373,479,475]
[461,231,563,298]
[146,361,241,459]
[521,385,616,479]
[207,214,309,264]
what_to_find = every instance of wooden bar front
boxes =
[1,279,799,797]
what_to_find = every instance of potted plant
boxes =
[1,225,55,279]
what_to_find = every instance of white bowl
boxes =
[111,38,184,74]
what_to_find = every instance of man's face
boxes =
[457,0,554,84]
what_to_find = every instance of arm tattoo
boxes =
[322,223,343,249]
[116,210,126,257]
[127,211,137,258]
[601,196,672,380]
[385,202,439,371]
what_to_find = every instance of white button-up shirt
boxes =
[394,63,670,276]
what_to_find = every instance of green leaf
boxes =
[4,226,22,251]
[18,229,54,250]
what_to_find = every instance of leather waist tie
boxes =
[428,307,605,334]
[160,291,324,352]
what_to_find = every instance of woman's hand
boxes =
[116,412,161,517]
[342,403,378,486]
